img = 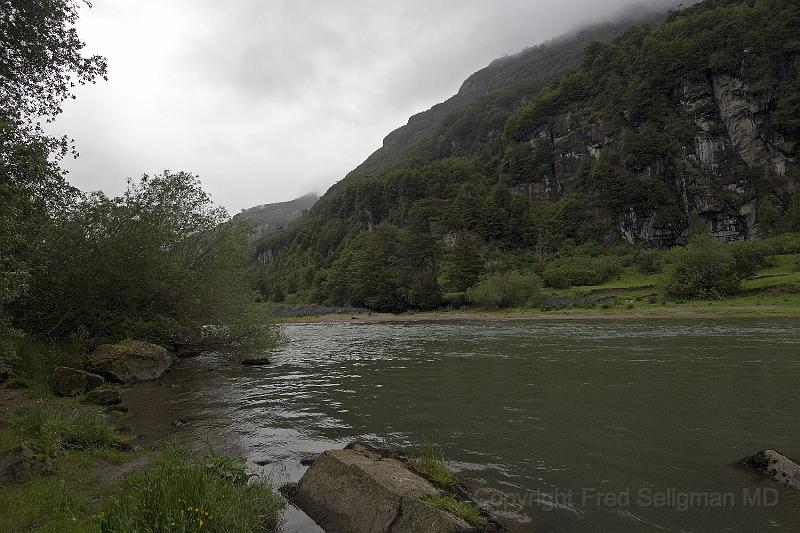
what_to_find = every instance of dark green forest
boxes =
[254,0,800,312]
[1,1,273,362]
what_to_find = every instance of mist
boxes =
[50,0,680,213]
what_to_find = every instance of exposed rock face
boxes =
[517,73,796,247]
[0,446,55,483]
[294,443,481,533]
[50,366,105,397]
[87,340,173,384]
[743,449,800,490]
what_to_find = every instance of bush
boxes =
[466,270,543,309]
[729,240,773,279]
[663,235,741,299]
[634,249,663,274]
[762,232,800,255]
[542,255,624,288]
[102,445,283,533]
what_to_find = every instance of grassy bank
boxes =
[278,253,800,322]
[0,342,284,533]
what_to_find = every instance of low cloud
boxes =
[51,0,677,212]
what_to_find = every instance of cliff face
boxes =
[514,71,797,247]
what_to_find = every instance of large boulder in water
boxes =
[293,442,488,533]
[742,449,800,489]
[51,366,105,397]
[87,340,173,384]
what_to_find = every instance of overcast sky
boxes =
[51,0,673,213]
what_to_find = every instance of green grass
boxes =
[10,338,87,395]
[423,494,488,528]
[0,426,111,533]
[101,444,283,533]
[10,403,126,456]
[408,444,455,487]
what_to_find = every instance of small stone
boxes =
[3,378,30,390]
[241,356,271,366]
[0,446,55,483]
[51,366,104,397]
[0,363,14,384]
[104,404,129,414]
[82,385,121,406]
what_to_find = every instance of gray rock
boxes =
[0,446,55,483]
[241,356,271,366]
[293,444,478,533]
[0,362,13,384]
[51,366,105,397]
[743,449,800,490]
[81,385,121,406]
[3,378,30,390]
[87,340,173,384]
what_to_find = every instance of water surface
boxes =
[129,319,800,532]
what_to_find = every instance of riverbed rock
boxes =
[87,340,173,384]
[742,449,800,489]
[0,362,13,384]
[51,366,105,397]
[293,443,480,533]
[0,445,55,483]
[81,384,121,406]
[241,355,271,366]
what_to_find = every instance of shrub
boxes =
[728,240,773,279]
[101,444,283,533]
[762,232,800,255]
[633,249,663,274]
[466,270,543,309]
[663,235,741,299]
[542,255,624,288]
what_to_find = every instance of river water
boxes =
[127,319,800,532]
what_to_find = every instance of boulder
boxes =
[51,366,105,397]
[0,445,55,483]
[87,340,173,383]
[293,443,482,533]
[0,362,13,384]
[742,449,800,489]
[241,355,271,366]
[81,384,121,406]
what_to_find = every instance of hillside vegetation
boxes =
[254,0,800,312]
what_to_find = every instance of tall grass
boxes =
[423,494,488,528]
[101,444,283,533]
[10,403,124,456]
[408,443,454,487]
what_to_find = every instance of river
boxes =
[125,318,800,532]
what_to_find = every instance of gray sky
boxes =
[52,0,672,213]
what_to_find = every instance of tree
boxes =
[1,0,106,357]
[440,233,483,292]
[16,172,275,348]
[663,234,741,299]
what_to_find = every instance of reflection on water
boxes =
[125,319,800,532]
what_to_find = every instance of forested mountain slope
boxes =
[255,0,800,311]
[236,193,317,243]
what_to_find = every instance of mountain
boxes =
[254,0,800,311]
[236,193,317,243]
